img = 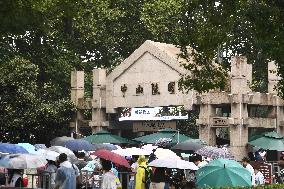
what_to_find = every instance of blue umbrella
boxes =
[17,143,37,154]
[0,143,28,154]
[64,139,95,151]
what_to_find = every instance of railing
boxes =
[0,171,133,189]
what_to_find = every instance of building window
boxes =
[136,84,144,95]
[168,82,175,94]
[151,83,160,95]
[121,84,127,97]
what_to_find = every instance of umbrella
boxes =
[171,141,205,152]
[0,154,47,169]
[112,147,151,156]
[196,146,234,160]
[50,136,74,146]
[36,149,60,161]
[64,139,95,151]
[34,144,47,150]
[196,158,252,188]
[154,148,180,160]
[92,149,130,168]
[93,143,119,151]
[48,146,77,163]
[84,130,137,144]
[133,128,191,144]
[17,143,37,154]
[141,144,158,153]
[149,159,198,170]
[0,143,28,154]
[249,131,284,151]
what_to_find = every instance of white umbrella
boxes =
[48,146,77,162]
[141,144,158,153]
[36,149,60,161]
[148,159,198,170]
[0,154,47,169]
[112,147,151,156]
[154,148,180,160]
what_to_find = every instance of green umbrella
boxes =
[249,131,284,151]
[83,130,137,144]
[133,128,190,144]
[197,158,252,188]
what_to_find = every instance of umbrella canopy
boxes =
[112,147,151,156]
[34,144,47,150]
[196,146,234,160]
[154,148,180,160]
[171,141,205,152]
[249,131,284,151]
[0,154,47,169]
[0,143,28,154]
[48,146,77,163]
[36,149,60,161]
[64,139,95,151]
[149,159,198,170]
[92,149,130,168]
[50,136,74,146]
[17,143,37,154]
[84,130,136,144]
[197,158,252,188]
[93,143,119,151]
[133,128,190,144]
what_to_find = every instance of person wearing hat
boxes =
[135,156,149,189]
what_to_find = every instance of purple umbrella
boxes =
[196,146,234,160]
[64,139,95,151]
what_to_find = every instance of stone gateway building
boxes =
[70,40,284,160]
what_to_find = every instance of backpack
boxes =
[140,166,151,189]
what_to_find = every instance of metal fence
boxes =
[0,171,133,189]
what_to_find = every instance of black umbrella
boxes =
[171,141,205,152]
[50,136,74,146]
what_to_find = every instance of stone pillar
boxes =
[71,71,84,105]
[199,126,217,146]
[229,94,248,161]
[70,71,84,136]
[198,96,217,146]
[91,69,107,133]
[230,56,252,94]
[268,61,280,94]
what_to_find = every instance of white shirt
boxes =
[101,171,121,189]
[255,171,265,185]
[245,164,255,185]
[130,162,138,181]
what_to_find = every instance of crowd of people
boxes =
[1,146,283,189]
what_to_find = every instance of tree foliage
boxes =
[2,0,284,143]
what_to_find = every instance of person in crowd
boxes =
[254,150,263,161]
[54,153,77,189]
[101,159,122,189]
[6,169,24,187]
[74,152,88,170]
[129,156,139,189]
[135,155,149,189]
[44,160,58,189]
[193,155,207,168]
[259,149,266,161]
[242,157,255,186]
[255,168,265,185]
[150,167,169,189]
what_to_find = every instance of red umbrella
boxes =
[91,149,130,168]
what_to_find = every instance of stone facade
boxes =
[70,40,284,160]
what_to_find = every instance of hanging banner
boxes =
[119,106,188,121]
